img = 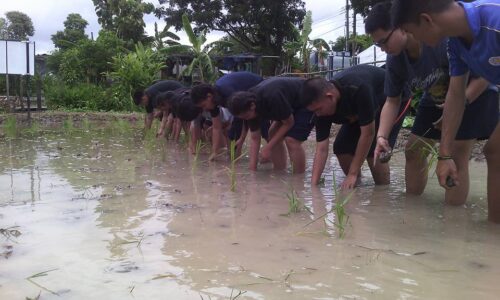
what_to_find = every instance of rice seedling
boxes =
[302,170,353,238]
[331,170,352,238]
[25,291,41,300]
[81,117,91,131]
[3,115,17,137]
[112,118,132,134]
[0,226,21,242]
[414,136,456,187]
[25,269,59,296]
[229,289,247,300]
[26,120,40,137]
[280,180,305,216]
[193,139,203,165]
[62,116,75,135]
[228,140,246,192]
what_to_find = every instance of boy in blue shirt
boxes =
[392,0,500,222]
[366,2,498,206]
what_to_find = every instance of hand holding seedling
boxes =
[374,136,392,165]
[436,159,459,190]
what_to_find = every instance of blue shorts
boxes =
[412,89,499,140]
[285,108,315,142]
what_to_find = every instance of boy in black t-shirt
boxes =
[133,80,184,131]
[228,77,314,173]
[302,65,405,189]
[191,72,263,160]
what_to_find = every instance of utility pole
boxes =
[352,12,357,64]
[345,0,350,53]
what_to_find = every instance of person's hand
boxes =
[341,174,358,190]
[436,159,459,190]
[374,136,391,163]
[259,145,272,163]
[432,115,443,131]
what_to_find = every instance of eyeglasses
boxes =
[375,28,396,47]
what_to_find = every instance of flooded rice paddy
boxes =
[0,117,499,299]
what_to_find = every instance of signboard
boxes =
[0,40,35,75]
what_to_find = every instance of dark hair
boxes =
[391,0,454,27]
[365,2,393,33]
[301,77,335,107]
[227,91,257,116]
[175,90,202,121]
[132,89,145,106]
[190,83,216,104]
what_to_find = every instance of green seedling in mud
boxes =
[229,289,247,300]
[63,116,75,135]
[112,118,132,134]
[280,181,308,216]
[26,269,59,296]
[286,189,302,214]
[302,171,353,238]
[25,291,41,300]
[0,226,21,241]
[192,139,204,167]
[82,117,92,131]
[3,115,17,137]
[227,140,246,192]
[331,170,352,238]
[25,120,40,137]
[414,136,456,188]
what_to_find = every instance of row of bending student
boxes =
[132,0,500,223]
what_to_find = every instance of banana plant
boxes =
[161,14,218,83]
[152,22,180,51]
[283,11,330,73]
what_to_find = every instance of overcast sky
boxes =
[0,0,363,54]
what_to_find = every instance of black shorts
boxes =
[412,89,499,140]
[333,105,405,156]
[285,108,315,142]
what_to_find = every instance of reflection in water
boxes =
[0,125,499,300]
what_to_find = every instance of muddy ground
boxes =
[0,111,488,161]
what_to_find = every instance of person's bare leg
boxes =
[367,157,390,185]
[336,154,353,176]
[484,123,500,223]
[446,139,475,205]
[284,137,306,174]
[270,139,287,171]
[405,134,435,195]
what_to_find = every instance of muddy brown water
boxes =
[0,122,499,300]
